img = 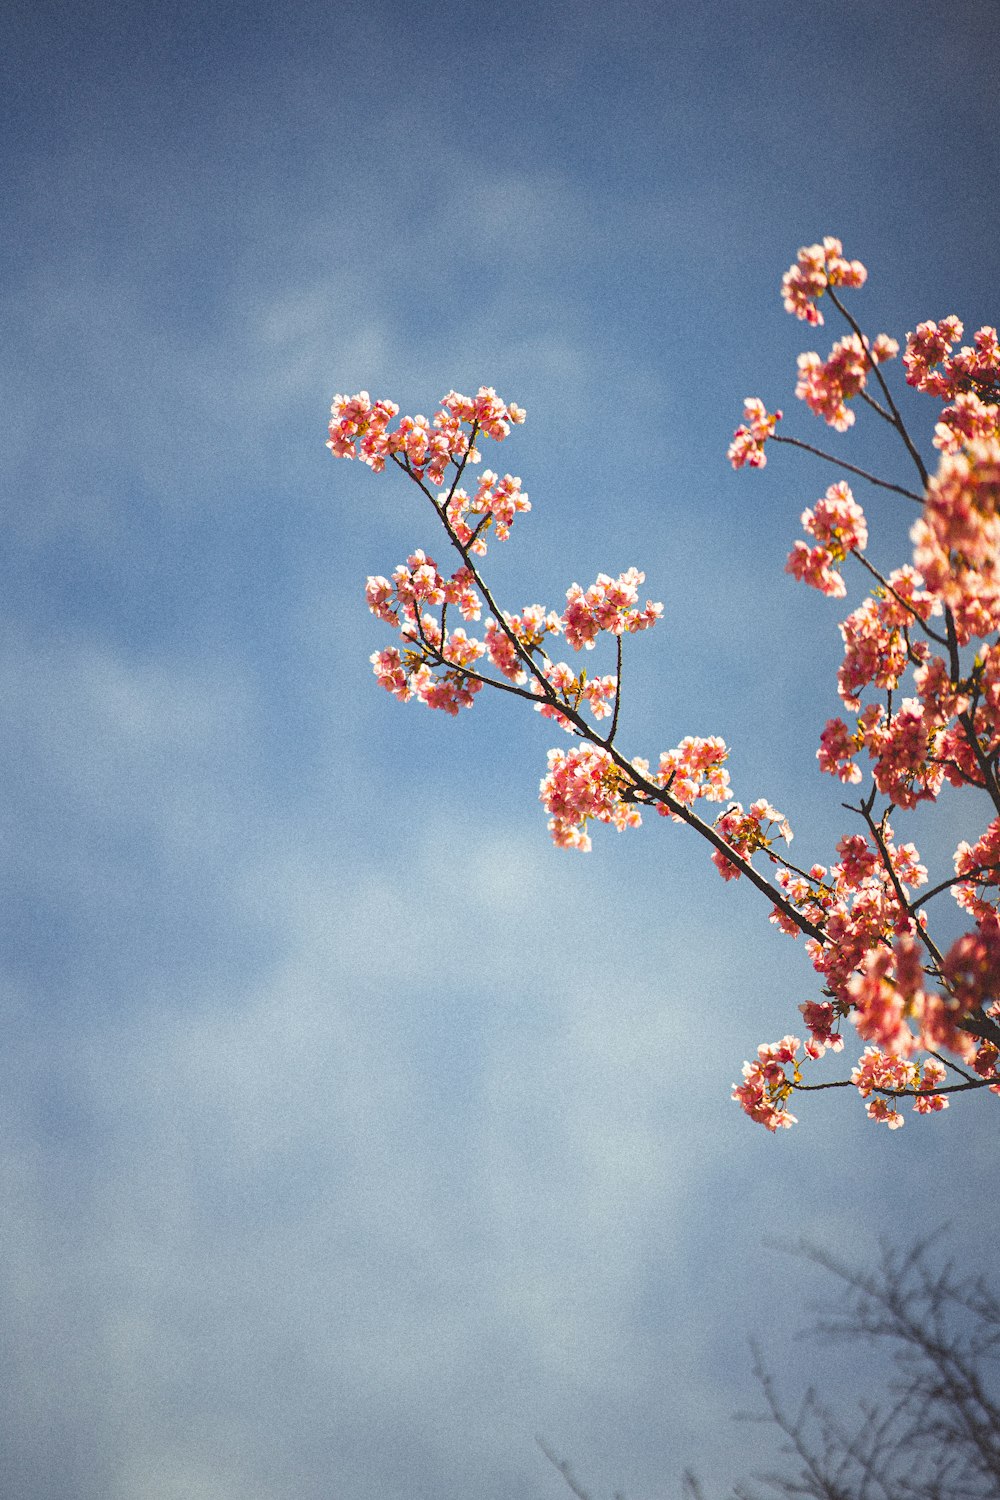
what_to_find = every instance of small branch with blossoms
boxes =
[329,236,1000,1131]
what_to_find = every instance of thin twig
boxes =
[603,633,624,748]
[769,433,924,503]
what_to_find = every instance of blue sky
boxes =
[3,2,999,1496]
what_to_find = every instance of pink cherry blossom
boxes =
[846,946,917,1057]
[817,717,862,782]
[836,597,912,709]
[409,663,483,716]
[911,437,1000,617]
[441,386,525,441]
[732,1037,802,1130]
[370,647,411,701]
[727,398,783,469]
[799,1000,844,1054]
[796,333,897,431]
[850,1047,917,1127]
[710,799,793,881]
[561,569,663,650]
[904,319,1000,453]
[539,744,641,851]
[780,238,867,326]
[903,317,965,394]
[834,834,880,889]
[941,921,1000,1015]
[912,1058,949,1114]
[786,541,848,596]
[445,470,531,552]
[483,604,562,684]
[953,819,1000,923]
[800,482,868,555]
[653,736,732,813]
[328,388,525,486]
[934,390,1000,453]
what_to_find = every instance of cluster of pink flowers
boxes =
[903,317,967,394]
[861,700,943,809]
[727,398,782,469]
[933,391,1000,454]
[953,819,1000,923]
[786,481,869,596]
[905,320,1000,453]
[722,264,1000,1122]
[759,797,1000,1117]
[816,716,863,783]
[483,606,561,684]
[440,387,527,440]
[832,567,936,708]
[328,387,524,486]
[538,744,641,851]
[780,237,867,326]
[561,569,663,650]
[850,1050,948,1128]
[785,546,846,597]
[904,318,1000,399]
[911,437,1000,620]
[732,1037,800,1131]
[364,547,660,733]
[365,546,641,738]
[710,800,793,881]
[444,470,531,554]
[941,922,1000,1013]
[847,935,929,1058]
[744,804,999,1122]
[795,333,898,431]
[644,735,732,812]
[798,1000,843,1054]
[800,482,869,555]
[327,391,399,463]
[333,239,1000,1132]
[531,662,618,728]
[540,736,740,850]
[812,836,921,977]
[369,645,484,715]
[364,551,486,715]
[365,551,482,631]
